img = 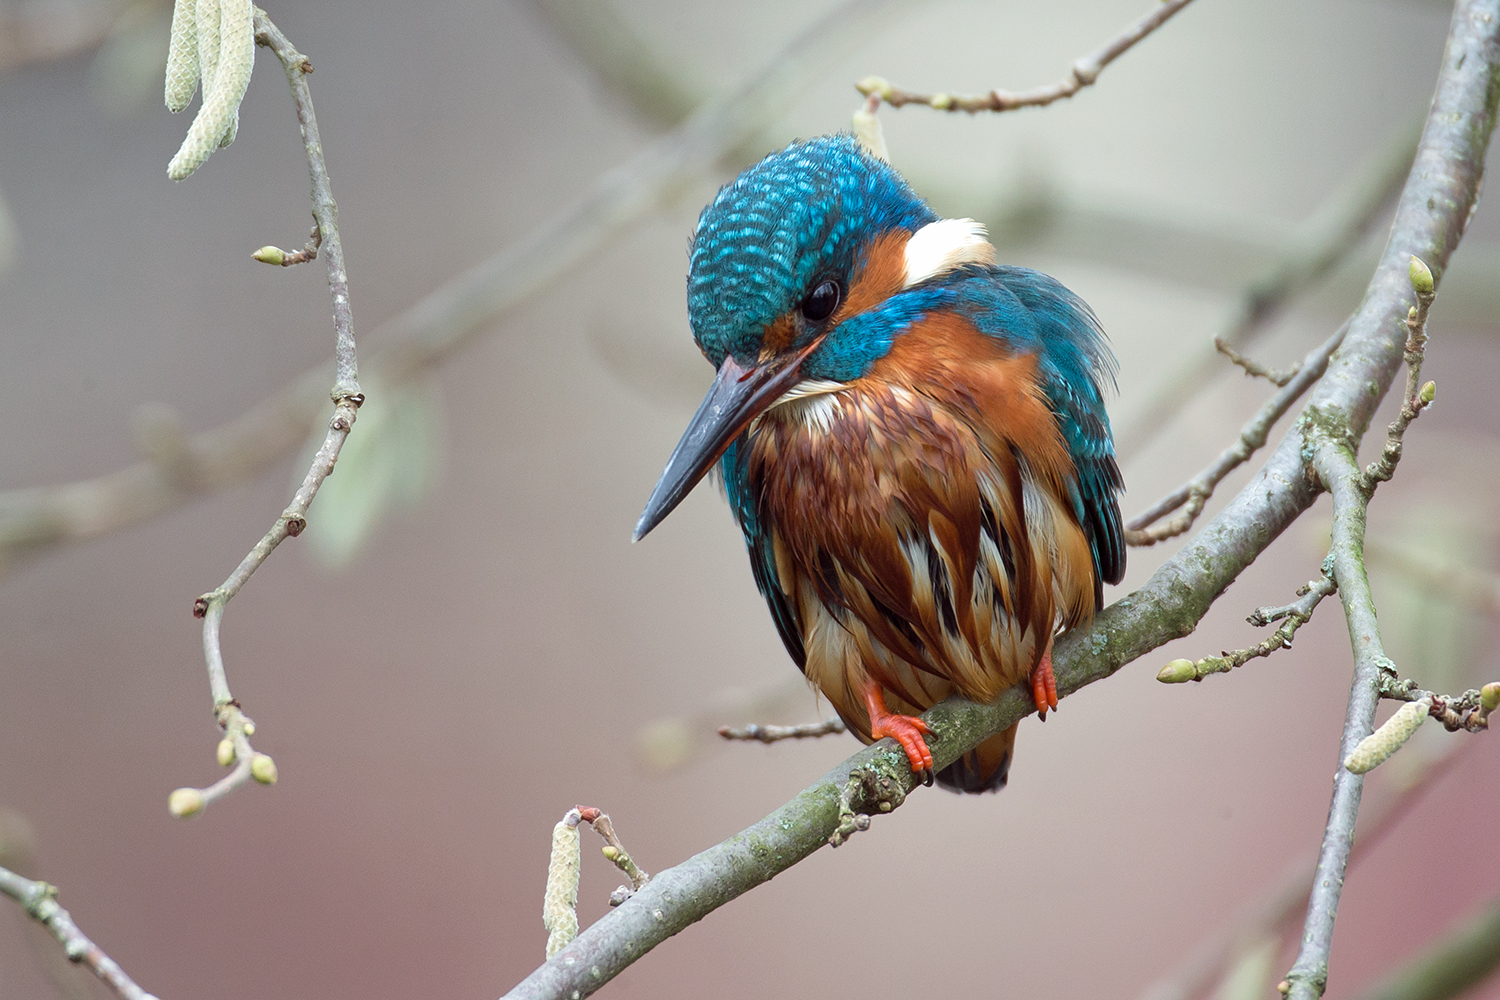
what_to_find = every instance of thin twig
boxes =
[1361,258,1436,490]
[171,9,362,816]
[1126,323,1347,546]
[1376,676,1496,733]
[1215,337,1301,386]
[718,718,847,743]
[1157,561,1337,682]
[856,0,1197,113]
[575,806,651,904]
[0,866,159,1000]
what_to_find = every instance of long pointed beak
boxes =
[633,342,818,542]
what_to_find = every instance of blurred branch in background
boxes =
[0,0,148,73]
[0,0,912,579]
[1352,892,1500,1000]
[1366,536,1500,617]
[855,0,1197,113]
[168,8,363,818]
[1140,740,1478,1000]
[1113,116,1421,458]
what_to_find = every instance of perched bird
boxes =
[634,134,1124,792]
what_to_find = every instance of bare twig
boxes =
[1377,676,1497,733]
[1126,324,1347,546]
[1215,337,1301,386]
[575,806,650,904]
[506,2,1500,991]
[718,718,847,743]
[0,866,160,1000]
[1362,257,1436,490]
[856,0,1197,113]
[252,224,321,266]
[1157,560,1337,682]
[170,9,363,816]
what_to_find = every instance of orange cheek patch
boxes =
[833,231,911,327]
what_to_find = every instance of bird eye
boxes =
[800,279,841,323]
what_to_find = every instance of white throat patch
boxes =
[902,218,997,288]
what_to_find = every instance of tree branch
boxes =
[503,2,1500,991]
[1278,6,1500,993]
[1126,323,1347,547]
[0,866,159,1000]
[856,0,1197,113]
[168,8,363,816]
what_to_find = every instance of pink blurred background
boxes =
[0,1,1497,998]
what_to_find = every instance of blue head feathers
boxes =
[687,133,936,368]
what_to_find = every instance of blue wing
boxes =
[954,266,1126,604]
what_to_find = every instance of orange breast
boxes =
[745,311,1098,739]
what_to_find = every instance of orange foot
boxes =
[863,682,934,786]
[1031,644,1059,721]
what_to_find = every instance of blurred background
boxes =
[0,0,1497,998]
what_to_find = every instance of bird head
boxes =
[634,133,998,540]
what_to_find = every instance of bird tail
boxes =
[936,723,1016,794]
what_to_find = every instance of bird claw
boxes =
[1031,647,1059,720]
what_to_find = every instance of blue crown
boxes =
[686,134,937,366]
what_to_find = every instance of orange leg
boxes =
[863,681,934,785]
[1031,642,1059,721]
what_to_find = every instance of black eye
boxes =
[800,279,841,323]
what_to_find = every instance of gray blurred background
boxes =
[0,1,1497,998]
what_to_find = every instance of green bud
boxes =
[250,753,278,785]
[1157,659,1197,683]
[1409,255,1434,294]
[168,788,204,818]
[601,845,619,861]
[242,721,255,737]
[1408,305,1418,322]
[1481,683,1500,711]
[252,246,286,266]
[216,739,235,767]
[929,93,954,111]
[1419,381,1436,404]
[856,76,892,100]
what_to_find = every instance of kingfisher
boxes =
[634,133,1124,792]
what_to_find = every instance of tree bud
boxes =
[168,788,204,818]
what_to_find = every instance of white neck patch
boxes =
[902,218,997,288]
